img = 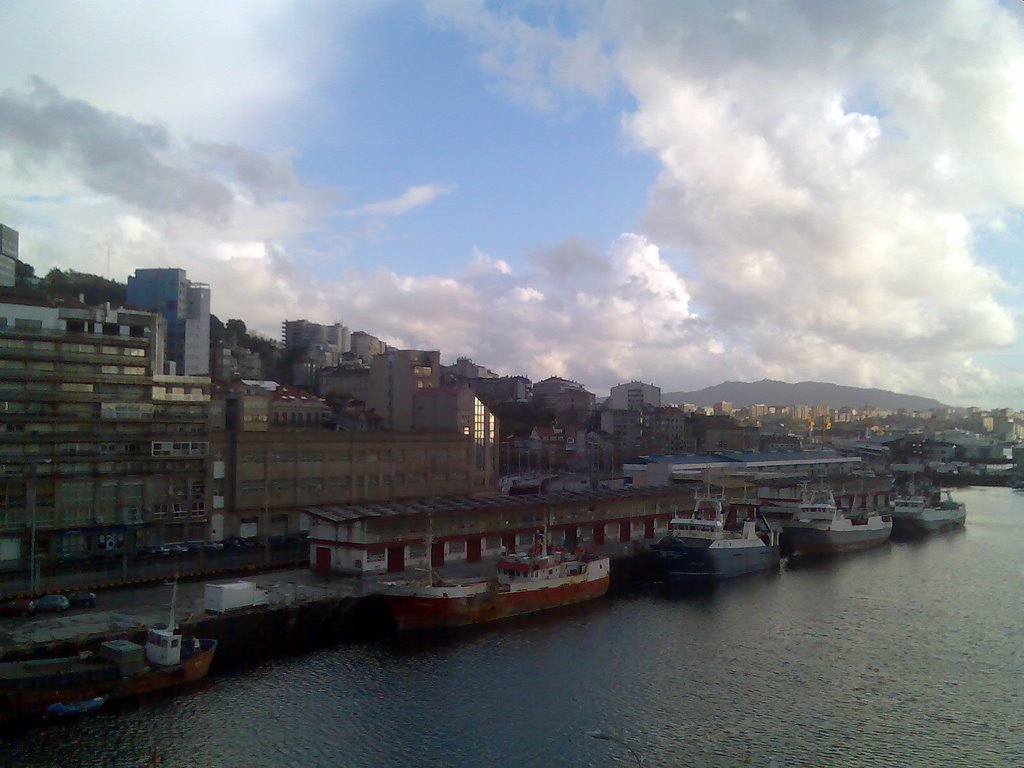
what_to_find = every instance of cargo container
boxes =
[204,582,268,614]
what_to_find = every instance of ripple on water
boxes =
[1,488,1022,767]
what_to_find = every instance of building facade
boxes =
[0,293,212,566]
[126,268,211,376]
[469,375,532,406]
[282,320,350,354]
[349,330,385,362]
[532,377,596,421]
[0,224,17,288]
[609,381,661,411]
[413,386,498,491]
[367,349,441,430]
[210,381,494,542]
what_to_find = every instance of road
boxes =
[0,541,310,598]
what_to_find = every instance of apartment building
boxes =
[609,381,661,411]
[350,330,385,362]
[282,319,350,353]
[127,268,211,375]
[0,224,17,288]
[0,292,212,566]
[367,349,441,430]
[533,376,596,421]
[469,374,532,406]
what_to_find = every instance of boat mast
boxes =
[543,507,549,555]
[425,512,434,583]
[168,579,178,632]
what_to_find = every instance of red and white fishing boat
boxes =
[381,534,610,631]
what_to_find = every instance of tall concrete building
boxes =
[282,320,349,354]
[0,292,212,567]
[609,381,661,411]
[350,330,385,362]
[0,224,18,288]
[533,376,596,422]
[368,349,441,430]
[127,268,210,375]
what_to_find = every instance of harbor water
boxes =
[3,486,1022,767]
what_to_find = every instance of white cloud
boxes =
[426,0,615,111]
[428,0,1024,406]
[0,1,359,144]
[344,184,456,218]
[4,1,1024,410]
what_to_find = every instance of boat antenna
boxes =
[426,513,435,584]
[543,508,549,555]
[168,578,178,632]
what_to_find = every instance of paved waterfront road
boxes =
[0,563,362,651]
[0,541,309,598]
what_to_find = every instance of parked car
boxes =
[0,598,35,617]
[57,551,92,564]
[66,590,97,608]
[167,543,189,555]
[202,541,224,551]
[138,544,172,557]
[34,594,70,612]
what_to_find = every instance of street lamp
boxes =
[588,730,645,768]
[25,456,52,595]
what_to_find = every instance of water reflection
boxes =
[2,488,1021,767]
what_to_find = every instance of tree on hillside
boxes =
[43,268,127,306]
[15,260,36,285]
[226,318,247,340]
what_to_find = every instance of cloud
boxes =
[0,78,332,302]
[5,2,1024,410]
[344,183,456,218]
[426,0,615,111]
[0,79,327,228]
[428,0,1024,406]
[211,233,702,393]
[0,1,361,144]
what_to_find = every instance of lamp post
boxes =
[25,456,46,595]
[588,731,645,768]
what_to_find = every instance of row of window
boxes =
[0,337,147,355]
[238,448,441,464]
[238,473,457,496]
[152,441,209,457]
[0,358,147,375]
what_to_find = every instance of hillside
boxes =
[663,379,947,412]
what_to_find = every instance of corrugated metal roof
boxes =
[302,486,672,524]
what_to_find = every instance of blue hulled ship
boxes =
[651,494,781,581]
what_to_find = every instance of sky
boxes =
[1,0,1023,409]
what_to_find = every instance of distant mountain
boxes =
[663,379,947,412]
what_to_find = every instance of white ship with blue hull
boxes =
[784,488,892,557]
[890,488,966,537]
[652,495,780,581]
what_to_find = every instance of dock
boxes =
[0,545,659,666]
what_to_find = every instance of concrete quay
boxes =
[0,545,656,667]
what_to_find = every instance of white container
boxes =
[204,581,256,613]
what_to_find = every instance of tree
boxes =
[226,318,247,340]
